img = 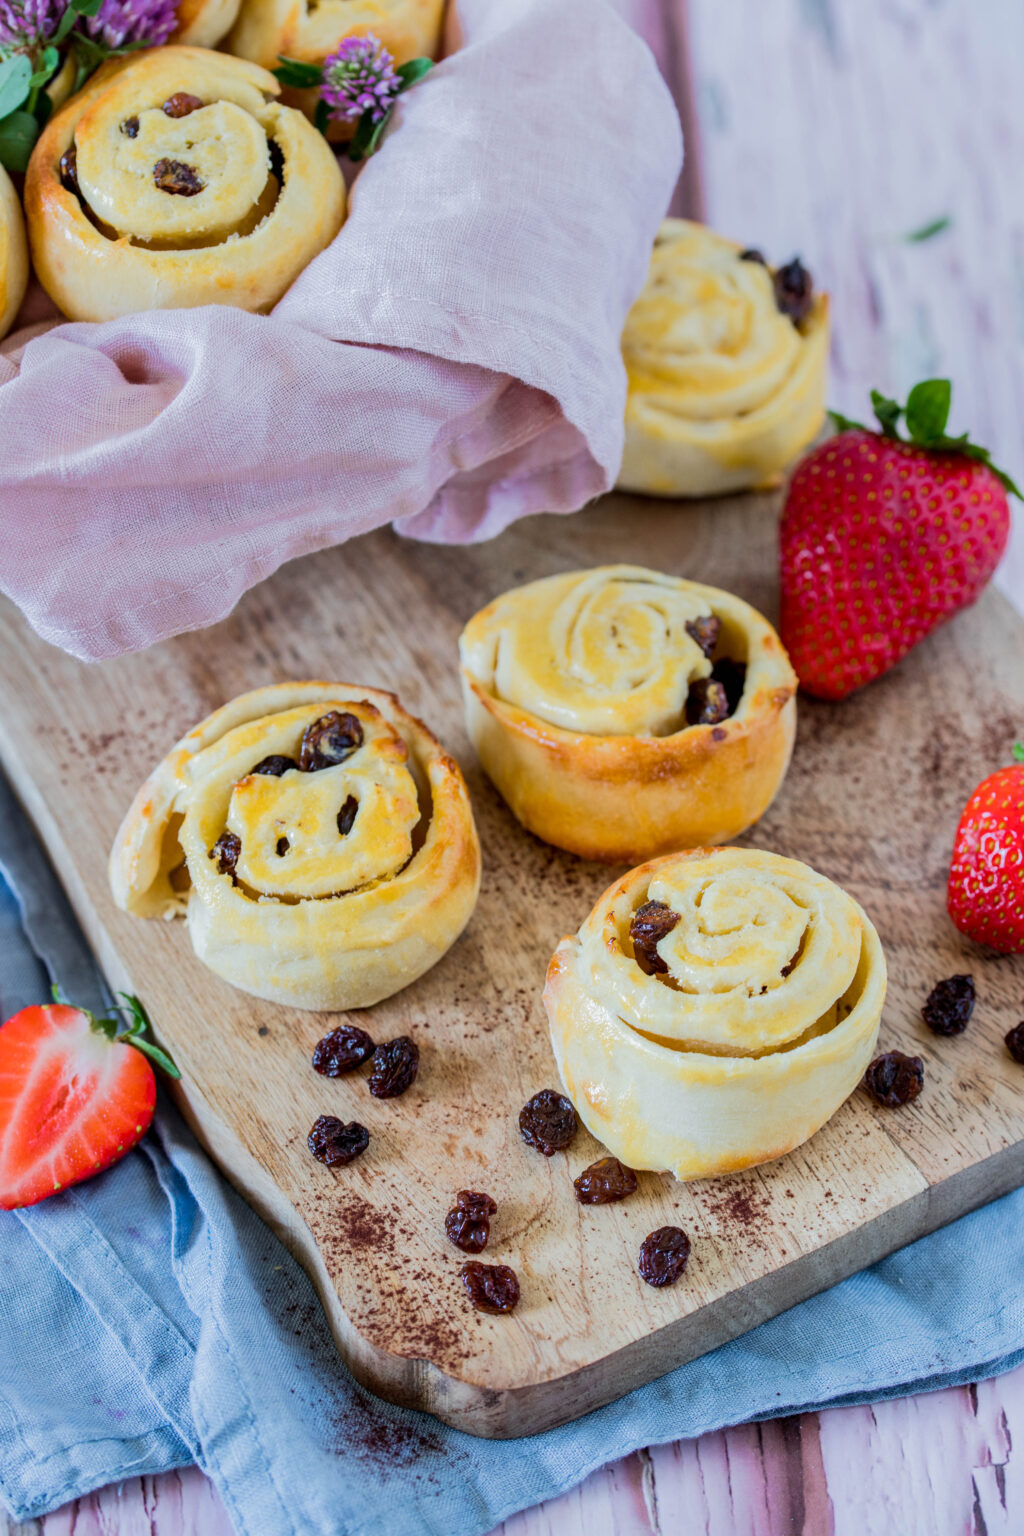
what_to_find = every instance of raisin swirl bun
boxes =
[228,0,444,126]
[110,684,481,1010]
[459,565,797,864]
[618,220,830,498]
[0,163,28,341]
[545,848,886,1180]
[174,0,241,46]
[25,47,346,323]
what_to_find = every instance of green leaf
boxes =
[313,96,330,136]
[1012,742,1024,764]
[71,0,103,16]
[347,103,392,162]
[0,108,39,172]
[112,993,182,1079]
[272,55,323,89]
[870,389,903,438]
[395,56,433,90]
[828,408,868,433]
[53,0,81,43]
[904,215,952,243]
[0,54,33,120]
[905,378,952,443]
[28,46,60,90]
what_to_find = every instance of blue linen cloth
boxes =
[1,771,1023,1535]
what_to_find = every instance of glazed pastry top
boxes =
[575,847,867,1057]
[461,566,748,738]
[622,220,821,421]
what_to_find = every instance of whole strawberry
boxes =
[780,380,1019,700]
[947,744,1024,954]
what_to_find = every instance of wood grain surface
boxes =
[6,0,1024,1527]
[2,485,1023,1441]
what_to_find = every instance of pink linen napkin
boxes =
[0,0,681,661]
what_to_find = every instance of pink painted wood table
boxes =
[6,0,1024,1531]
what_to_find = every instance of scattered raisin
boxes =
[739,247,767,265]
[368,1036,419,1098]
[251,754,298,777]
[922,974,975,1036]
[685,614,721,659]
[275,837,289,856]
[445,1190,497,1254]
[312,1024,375,1077]
[307,1115,369,1167]
[710,657,747,715]
[121,116,139,138]
[210,830,241,879]
[460,1261,520,1314]
[337,795,358,835]
[773,257,814,324]
[685,677,730,726]
[299,711,364,771]
[162,92,203,118]
[574,1156,638,1205]
[268,139,284,183]
[519,1088,578,1156]
[153,158,204,196]
[59,145,79,196]
[638,1226,691,1287]
[862,1051,924,1108]
[630,900,680,976]
[1005,1024,1024,1064]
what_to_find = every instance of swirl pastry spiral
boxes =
[228,0,445,124]
[25,47,346,323]
[545,848,886,1180]
[0,163,28,341]
[459,565,797,863]
[618,220,830,498]
[110,683,481,1010]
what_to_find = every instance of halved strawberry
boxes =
[0,992,179,1210]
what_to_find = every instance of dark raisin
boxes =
[210,830,241,878]
[710,657,747,715]
[250,754,298,777]
[312,1024,375,1077]
[1005,1024,1024,1064]
[153,158,204,196]
[460,1261,519,1314]
[518,1088,578,1156]
[121,116,139,138]
[368,1036,419,1098]
[275,837,289,856]
[638,1226,691,1287]
[684,614,721,659]
[299,711,364,771]
[268,139,284,184]
[630,900,680,976]
[773,257,814,324]
[685,677,730,726]
[573,1156,638,1205]
[922,974,975,1036]
[863,1052,924,1108]
[307,1115,369,1167]
[337,795,358,835]
[162,92,203,118]
[739,247,767,265]
[445,1190,497,1254]
[59,145,79,196]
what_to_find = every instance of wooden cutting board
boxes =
[2,490,1023,1440]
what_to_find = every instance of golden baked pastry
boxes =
[0,163,28,341]
[459,565,797,863]
[227,0,444,127]
[25,47,346,323]
[110,683,481,1011]
[175,0,242,46]
[545,847,886,1180]
[618,219,830,498]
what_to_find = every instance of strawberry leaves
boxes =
[50,985,181,1078]
[829,379,1021,499]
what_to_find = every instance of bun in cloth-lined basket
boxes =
[110,683,481,1010]
[545,847,887,1180]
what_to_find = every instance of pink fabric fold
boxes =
[0,0,681,660]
